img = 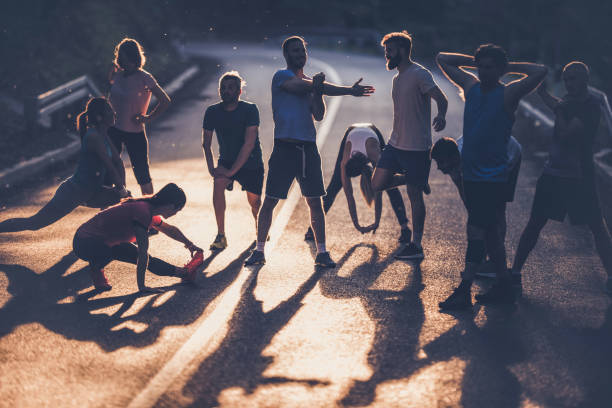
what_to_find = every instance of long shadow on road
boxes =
[176,265,330,407]
[0,246,252,352]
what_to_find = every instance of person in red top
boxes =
[72,183,202,292]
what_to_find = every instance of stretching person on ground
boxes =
[0,97,129,234]
[244,35,374,268]
[108,38,171,195]
[202,71,264,251]
[371,31,448,261]
[511,61,612,296]
[72,183,203,292]
[436,43,547,309]
[431,135,522,281]
[303,123,411,243]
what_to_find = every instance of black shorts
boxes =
[376,145,431,189]
[531,174,602,225]
[464,181,507,229]
[219,159,264,195]
[265,139,325,199]
[108,127,151,185]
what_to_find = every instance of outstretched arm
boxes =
[310,72,326,121]
[427,86,448,131]
[504,62,548,113]
[154,220,202,255]
[436,52,479,95]
[281,75,374,97]
[201,129,216,178]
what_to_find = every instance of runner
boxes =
[244,35,374,267]
[0,97,129,233]
[372,31,448,260]
[72,183,203,292]
[431,135,522,279]
[511,61,612,296]
[202,71,263,250]
[436,43,547,309]
[303,123,411,243]
[108,38,171,195]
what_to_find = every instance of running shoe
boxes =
[398,228,412,244]
[304,227,315,242]
[148,228,159,236]
[394,243,424,260]
[475,281,516,305]
[182,250,204,283]
[90,268,112,291]
[209,234,227,250]
[423,183,431,195]
[244,250,266,266]
[439,286,472,310]
[226,181,234,191]
[315,252,337,268]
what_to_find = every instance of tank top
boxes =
[346,125,379,157]
[462,83,514,182]
[71,128,113,191]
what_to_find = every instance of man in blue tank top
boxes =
[244,36,375,268]
[436,44,547,309]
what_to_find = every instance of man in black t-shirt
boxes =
[202,71,264,250]
[511,61,612,296]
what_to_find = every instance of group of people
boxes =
[2,32,611,309]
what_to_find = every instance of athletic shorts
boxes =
[376,145,431,189]
[219,159,264,195]
[265,139,325,199]
[464,181,507,229]
[531,174,602,225]
[108,127,151,185]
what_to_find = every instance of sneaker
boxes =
[423,183,431,195]
[439,286,472,310]
[398,228,412,244]
[304,227,315,242]
[148,228,159,236]
[475,259,496,279]
[244,250,266,266]
[90,268,112,291]
[315,252,337,268]
[395,243,424,260]
[512,273,522,297]
[226,181,234,191]
[475,281,516,305]
[182,250,204,282]
[209,234,227,250]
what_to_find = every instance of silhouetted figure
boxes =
[202,71,264,251]
[72,183,202,292]
[108,38,171,196]
[0,97,129,233]
[436,44,547,309]
[511,61,612,295]
[371,31,448,261]
[244,35,374,268]
[303,123,411,243]
[431,135,522,279]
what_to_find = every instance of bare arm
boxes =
[154,220,202,254]
[449,171,467,206]
[88,130,125,189]
[340,146,361,230]
[106,135,126,187]
[141,82,171,124]
[373,192,382,231]
[134,225,151,291]
[202,129,216,177]
[504,62,548,113]
[427,86,448,131]
[281,76,374,97]
[228,126,258,176]
[436,52,479,94]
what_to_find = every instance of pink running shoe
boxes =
[90,268,112,291]
[182,250,204,282]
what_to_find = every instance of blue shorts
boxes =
[376,145,431,189]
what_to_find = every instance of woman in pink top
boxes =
[108,38,171,195]
[73,183,202,292]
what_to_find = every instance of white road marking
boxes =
[128,56,342,408]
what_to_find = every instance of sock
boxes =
[412,231,423,247]
[256,242,266,252]
[316,242,327,254]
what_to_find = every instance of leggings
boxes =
[323,127,409,226]
[73,235,177,276]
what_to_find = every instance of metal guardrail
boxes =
[24,75,101,135]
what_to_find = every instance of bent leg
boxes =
[246,191,262,230]
[406,184,426,246]
[257,197,279,244]
[213,177,231,235]
[306,196,326,245]
[110,243,178,276]
[386,188,409,228]
[512,215,548,274]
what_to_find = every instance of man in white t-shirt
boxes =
[372,31,448,260]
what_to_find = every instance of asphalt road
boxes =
[1,42,611,408]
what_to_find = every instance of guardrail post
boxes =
[24,95,39,137]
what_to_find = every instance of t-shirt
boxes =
[77,201,163,247]
[72,128,113,192]
[203,101,263,169]
[271,69,316,142]
[110,69,159,133]
[543,94,601,179]
[457,135,521,172]
[389,62,437,151]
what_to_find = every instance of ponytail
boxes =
[359,165,375,207]
[75,97,114,141]
[76,110,88,140]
